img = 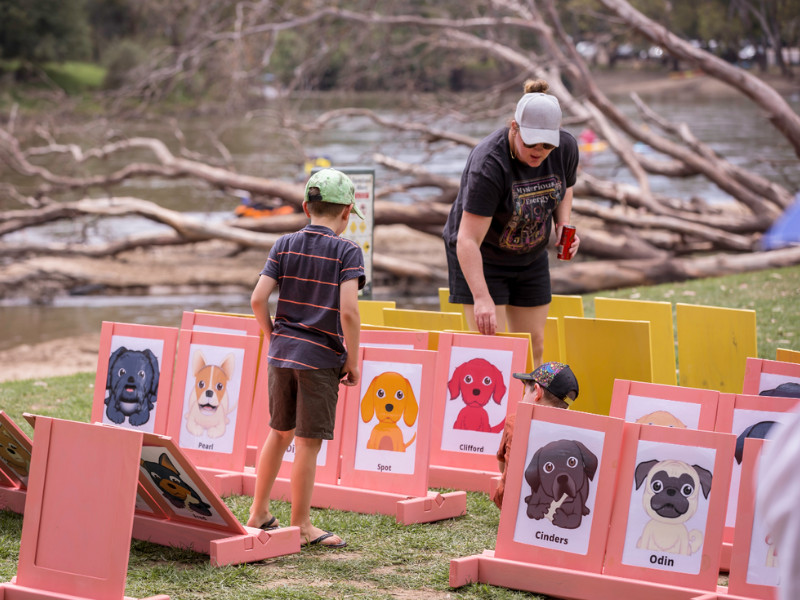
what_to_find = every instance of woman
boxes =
[442,79,580,366]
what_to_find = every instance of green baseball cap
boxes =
[304,168,365,220]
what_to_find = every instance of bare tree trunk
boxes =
[596,0,800,157]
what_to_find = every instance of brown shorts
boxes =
[268,364,341,440]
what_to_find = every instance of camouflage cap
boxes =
[304,168,364,220]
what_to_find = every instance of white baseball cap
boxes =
[514,93,562,147]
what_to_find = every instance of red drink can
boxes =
[557,225,576,261]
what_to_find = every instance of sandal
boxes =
[305,530,347,549]
[258,516,280,531]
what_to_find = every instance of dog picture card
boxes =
[431,333,528,472]
[353,359,423,475]
[138,433,247,533]
[92,322,179,435]
[728,438,780,599]
[604,424,734,590]
[743,357,800,398]
[167,329,259,471]
[610,380,720,432]
[340,346,437,496]
[360,329,429,351]
[714,393,798,536]
[0,412,34,488]
[495,403,624,572]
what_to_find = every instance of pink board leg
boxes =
[428,465,498,493]
[246,445,257,467]
[719,542,732,573]
[197,467,244,497]
[210,526,301,566]
[396,491,467,525]
[240,473,466,523]
[447,553,759,600]
[0,486,26,514]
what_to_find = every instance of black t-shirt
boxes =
[443,127,579,266]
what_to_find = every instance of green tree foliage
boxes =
[0,0,91,62]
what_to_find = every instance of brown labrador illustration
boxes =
[524,439,598,530]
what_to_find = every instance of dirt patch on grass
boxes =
[0,333,100,383]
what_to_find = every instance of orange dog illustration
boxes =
[184,350,236,439]
[636,411,687,429]
[361,372,418,452]
[0,424,31,480]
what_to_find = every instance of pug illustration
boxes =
[0,423,31,482]
[184,350,236,439]
[524,439,598,529]
[105,347,160,426]
[141,453,212,516]
[635,459,713,555]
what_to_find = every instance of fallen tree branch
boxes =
[550,246,800,294]
[571,199,756,251]
[596,0,800,159]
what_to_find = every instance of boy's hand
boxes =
[340,361,360,387]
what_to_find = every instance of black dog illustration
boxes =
[759,382,800,399]
[524,439,598,529]
[105,347,160,426]
[735,421,778,464]
[141,453,213,517]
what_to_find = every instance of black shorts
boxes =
[268,365,341,440]
[446,244,552,307]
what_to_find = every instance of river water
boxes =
[2,90,799,350]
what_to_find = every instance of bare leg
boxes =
[506,304,551,368]
[292,436,344,546]
[464,304,508,334]
[247,428,294,528]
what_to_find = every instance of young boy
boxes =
[247,168,365,548]
[492,362,579,510]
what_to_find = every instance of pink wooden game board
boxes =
[429,332,528,493]
[715,392,799,572]
[166,329,260,473]
[92,322,179,435]
[742,357,800,396]
[603,424,735,592]
[727,438,779,600]
[494,403,624,572]
[610,379,720,431]
[0,416,169,600]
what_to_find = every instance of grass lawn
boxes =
[1,265,797,598]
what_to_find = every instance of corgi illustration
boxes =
[184,350,236,439]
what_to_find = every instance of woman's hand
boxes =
[474,295,497,336]
[555,223,580,259]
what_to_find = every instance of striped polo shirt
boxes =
[261,224,365,370]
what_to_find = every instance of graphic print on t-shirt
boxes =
[499,175,562,254]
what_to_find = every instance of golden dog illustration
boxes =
[184,350,236,439]
[0,424,31,480]
[361,372,418,452]
[635,411,687,429]
[635,459,713,556]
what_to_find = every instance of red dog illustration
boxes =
[448,358,507,433]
